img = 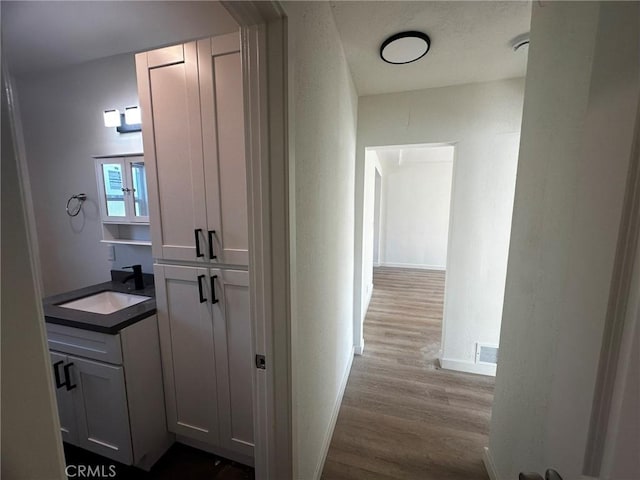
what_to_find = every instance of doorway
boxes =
[2,2,289,479]
[361,143,455,360]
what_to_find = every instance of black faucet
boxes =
[122,265,144,290]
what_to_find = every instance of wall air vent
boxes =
[475,343,499,365]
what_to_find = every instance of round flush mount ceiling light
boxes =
[380,31,431,65]
[511,33,530,52]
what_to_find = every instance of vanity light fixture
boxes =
[124,106,141,125]
[103,109,121,128]
[103,106,142,133]
[380,31,431,65]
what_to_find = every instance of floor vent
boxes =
[476,343,499,365]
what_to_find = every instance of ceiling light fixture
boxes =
[380,31,431,65]
[511,33,530,52]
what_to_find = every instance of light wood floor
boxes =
[321,267,495,480]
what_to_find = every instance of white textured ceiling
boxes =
[331,1,531,96]
[2,1,238,76]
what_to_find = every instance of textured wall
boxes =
[286,2,359,478]
[489,2,640,478]
[378,150,454,269]
[356,79,524,371]
[16,54,151,296]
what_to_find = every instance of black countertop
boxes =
[43,272,156,334]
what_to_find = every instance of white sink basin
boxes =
[58,291,151,315]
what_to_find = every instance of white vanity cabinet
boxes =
[136,34,248,266]
[46,316,172,470]
[153,265,254,464]
[50,351,78,444]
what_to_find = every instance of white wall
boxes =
[16,54,152,296]
[1,74,66,480]
[355,79,524,372]
[373,169,382,265]
[488,2,640,479]
[376,147,453,269]
[285,3,358,479]
[359,149,382,332]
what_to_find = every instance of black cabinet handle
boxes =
[210,275,219,304]
[197,275,207,303]
[63,363,76,391]
[194,229,204,258]
[208,230,217,260]
[53,360,66,389]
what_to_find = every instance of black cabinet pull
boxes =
[194,229,204,258]
[53,360,66,389]
[63,363,76,391]
[210,275,219,304]
[208,230,217,260]
[197,275,207,303]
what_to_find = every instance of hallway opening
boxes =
[358,143,455,358]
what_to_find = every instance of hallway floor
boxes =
[321,267,495,480]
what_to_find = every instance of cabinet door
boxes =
[125,156,149,223]
[210,268,254,457]
[96,158,129,222]
[199,34,249,266]
[136,43,208,262]
[49,352,78,444]
[154,264,220,445]
[68,356,133,464]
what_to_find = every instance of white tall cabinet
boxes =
[136,32,254,465]
[136,37,248,266]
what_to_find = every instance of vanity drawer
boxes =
[46,323,123,365]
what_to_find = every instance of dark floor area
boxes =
[63,443,254,480]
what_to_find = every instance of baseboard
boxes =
[354,343,364,355]
[176,435,254,467]
[482,447,499,480]
[379,262,446,271]
[440,357,497,376]
[314,346,355,480]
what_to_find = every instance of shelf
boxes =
[100,239,152,246]
[93,152,144,159]
[101,223,151,246]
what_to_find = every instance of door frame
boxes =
[583,90,640,477]
[6,2,292,479]
[222,3,292,479]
